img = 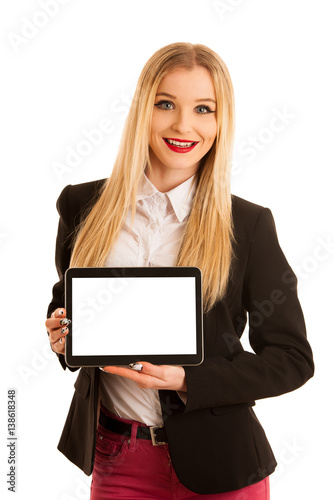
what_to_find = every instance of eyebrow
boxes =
[155,92,216,104]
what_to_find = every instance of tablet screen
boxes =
[72,276,196,355]
[65,267,203,366]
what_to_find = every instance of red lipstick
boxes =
[163,137,198,154]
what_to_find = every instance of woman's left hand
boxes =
[101,362,187,392]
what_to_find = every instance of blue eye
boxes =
[196,106,214,114]
[154,100,215,114]
[154,100,174,110]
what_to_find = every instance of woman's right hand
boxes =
[45,308,70,355]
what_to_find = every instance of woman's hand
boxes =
[101,362,187,392]
[45,307,70,355]
[45,310,187,392]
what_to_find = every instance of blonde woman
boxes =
[46,42,314,499]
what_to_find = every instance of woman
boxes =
[46,42,314,499]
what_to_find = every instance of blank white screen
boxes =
[71,276,197,356]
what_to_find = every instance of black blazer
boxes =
[47,179,314,495]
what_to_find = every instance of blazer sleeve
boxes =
[46,184,79,372]
[183,207,314,412]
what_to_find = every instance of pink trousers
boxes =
[90,405,270,500]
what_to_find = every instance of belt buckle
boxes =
[149,425,166,446]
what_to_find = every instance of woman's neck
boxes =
[144,166,198,193]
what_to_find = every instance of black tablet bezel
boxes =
[64,267,203,367]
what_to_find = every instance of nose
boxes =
[171,108,193,135]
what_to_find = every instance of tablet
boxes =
[64,267,203,367]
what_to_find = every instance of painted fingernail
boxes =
[61,327,68,334]
[129,363,143,371]
[60,318,71,326]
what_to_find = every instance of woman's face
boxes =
[149,66,217,185]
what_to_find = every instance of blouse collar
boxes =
[137,171,198,222]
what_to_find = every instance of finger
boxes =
[45,317,71,330]
[101,365,164,389]
[51,335,66,354]
[135,362,166,380]
[49,326,69,344]
[51,308,67,319]
[102,365,141,378]
[101,365,153,383]
[46,308,70,338]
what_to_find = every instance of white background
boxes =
[0,1,332,498]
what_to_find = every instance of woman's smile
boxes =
[163,137,199,153]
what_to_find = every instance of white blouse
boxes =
[99,171,197,426]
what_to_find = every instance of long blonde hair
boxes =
[69,42,236,313]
